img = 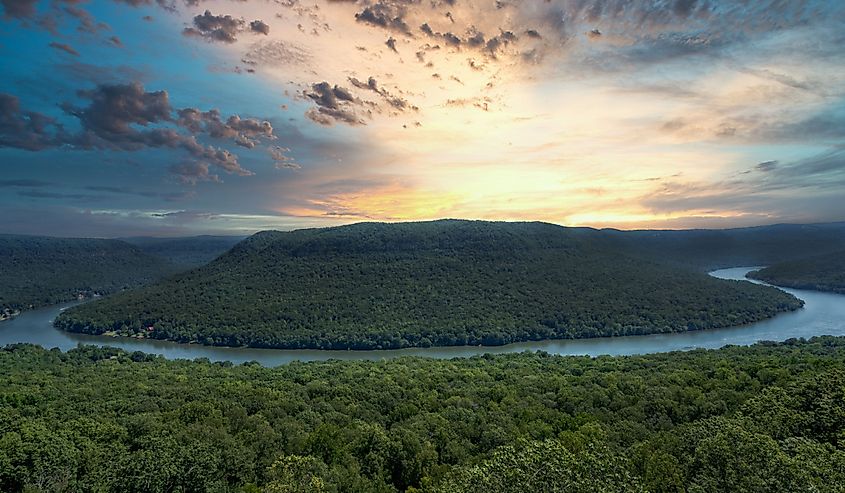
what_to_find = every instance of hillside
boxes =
[122,235,245,269]
[748,250,845,294]
[604,222,845,271]
[0,235,175,314]
[1,338,844,492]
[55,220,802,349]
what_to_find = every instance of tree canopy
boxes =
[55,220,802,350]
[1,337,844,492]
[748,250,845,294]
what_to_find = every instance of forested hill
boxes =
[121,235,245,269]
[603,221,845,271]
[56,220,801,349]
[748,250,845,294]
[1,337,844,492]
[0,235,175,313]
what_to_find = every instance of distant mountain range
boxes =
[121,235,245,269]
[0,234,242,313]
[749,250,845,294]
[54,220,810,350]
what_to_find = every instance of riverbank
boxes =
[2,268,844,365]
[0,308,21,322]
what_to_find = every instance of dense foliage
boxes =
[55,221,802,350]
[1,338,844,492]
[748,250,845,294]
[0,235,174,313]
[122,236,245,269]
[605,221,845,271]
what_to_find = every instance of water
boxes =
[1,267,844,366]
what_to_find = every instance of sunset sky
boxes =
[2,0,844,236]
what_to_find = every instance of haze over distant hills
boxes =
[55,220,806,349]
[0,235,173,312]
[603,222,845,271]
[121,235,246,269]
[749,250,845,294]
[0,235,243,314]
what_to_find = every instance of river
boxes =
[1,267,844,366]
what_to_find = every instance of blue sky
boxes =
[2,0,844,236]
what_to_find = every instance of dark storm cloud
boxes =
[0,93,61,151]
[183,10,270,43]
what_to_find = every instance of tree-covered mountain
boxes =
[55,220,802,349]
[0,235,175,313]
[748,250,845,294]
[604,222,845,271]
[122,235,245,269]
[1,337,844,492]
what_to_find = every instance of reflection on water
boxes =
[1,267,844,366]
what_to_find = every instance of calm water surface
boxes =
[1,267,843,366]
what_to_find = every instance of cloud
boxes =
[48,42,80,56]
[304,81,368,125]
[183,10,269,43]
[0,93,60,151]
[169,161,222,184]
[0,178,53,187]
[249,19,270,35]
[269,145,299,169]
[1,0,38,19]
[176,108,274,148]
[2,83,284,178]
[242,39,311,67]
[641,149,845,217]
[354,3,411,35]
[756,160,778,172]
[347,76,417,112]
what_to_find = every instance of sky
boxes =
[1,0,844,237]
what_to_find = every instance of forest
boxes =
[122,236,245,270]
[604,221,845,271]
[54,221,803,350]
[748,250,845,294]
[1,337,844,492]
[0,235,174,313]
[0,235,243,315]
